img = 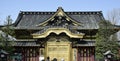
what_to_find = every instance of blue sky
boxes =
[0,0,120,25]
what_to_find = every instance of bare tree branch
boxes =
[107,8,120,25]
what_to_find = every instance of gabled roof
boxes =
[14,7,104,29]
[37,7,81,26]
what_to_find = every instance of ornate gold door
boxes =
[46,42,71,61]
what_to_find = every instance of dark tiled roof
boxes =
[13,39,120,47]
[14,13,53,27]
[14,10,104,29]
[74,39,95,46]
[14,39,95,47]
[14,41,40,46]
[14,39,40,46]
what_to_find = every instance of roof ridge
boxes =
[20,11,102,15]
[20,11,102,12]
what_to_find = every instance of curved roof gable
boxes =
[37,7,81,26]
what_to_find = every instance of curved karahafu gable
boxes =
[32,28,85,38]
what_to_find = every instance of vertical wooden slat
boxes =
[35,48,36,61]
[37,48,39,61]
[23,48,25,61]
[24,49,26,61]
[87,48,89,61]
[29,48,32,61]
[80,49,81,61]
[24,48,27,61]
[29,48,31,61]
[35,48,37,61]
[27,49,30,61]
[85,48,86,61]
[77,49,79,61]
[78,49,80,61]
[81,49,82,61]
[21,48,23,61]
[79,49,81,61]
[92,48,95,61]
[88,48,90,61]
[89,48,90,61]
[33,48,34,61]
[81,48,82,61]
[27,48,29,61]
[23,49,25,61]
[87,48,88,61]
[82,48,83,61]
[32,48,33,61]
[34,48,35,61]
[90,48,92,61]
[26,49,27,61]
[32,48,34,61]
[26,49,29,61]
[91,48,93,61]
[83,48,85,61]
[84,48,85,61]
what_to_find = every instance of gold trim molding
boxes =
[32,28,84,38]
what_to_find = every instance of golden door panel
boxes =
[46,42,71,61]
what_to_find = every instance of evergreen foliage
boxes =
[95,20,119,60]
[0,15,15,55]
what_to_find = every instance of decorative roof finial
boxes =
[58,6,62,9]
[57,7,63,11]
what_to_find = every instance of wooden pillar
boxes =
[36,47,39,61]
[89,48,94,61]
[34,47,39,61]
[32,48,33,61]
[22,48,25,61]
[24,49,26,61]
[30,48,31,61]
[87,48,89,61]
[34,48,36,61]
[92,48,95,61]
[27,48,29,61]
[35,49,37,61]
[77,48,80,61]
[86,48,88,61]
